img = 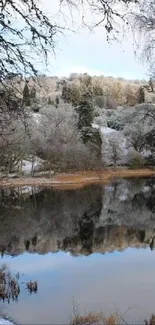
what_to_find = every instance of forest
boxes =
[0,73,155,174]
[1,0,155,174]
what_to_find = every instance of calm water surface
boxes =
[0,177,155,324]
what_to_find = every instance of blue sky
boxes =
[39,0,148,80]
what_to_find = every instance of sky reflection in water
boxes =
[1,178,155,324]
[1,248,155,324]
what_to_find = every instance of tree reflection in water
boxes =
[0,265,38,304]
[1,178,155,256]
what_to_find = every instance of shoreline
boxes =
[0,168,155,189]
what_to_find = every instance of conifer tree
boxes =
[23,82,31,106]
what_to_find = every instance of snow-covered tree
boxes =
[108,137,123,167]
[106,109,129,130]
[123,123,147,153]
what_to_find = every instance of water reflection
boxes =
[1,249,155,325]
[0,178,155,256]
[0,177,155,323]
[0,265,20,304]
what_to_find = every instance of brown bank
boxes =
[0,169,155,189]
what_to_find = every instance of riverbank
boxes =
[0,168,155,189]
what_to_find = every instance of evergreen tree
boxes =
[55,95,60,108]
[30,87,36,99]
[68,85,81,107]
[48,97,53,105]
[23,82,31,106]
[75,92,102,148]
[61,81,68,103]
[137,86,145,103]
[76,95,93,132]
[56,81,60,91]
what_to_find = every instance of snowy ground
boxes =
[14,157,46,175]
[0,318,16,325]
[100,126,117,135]
[31,112,42,125]
[92,124,129,165]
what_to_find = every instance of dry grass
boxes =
[0,169,155,189]
[145,315,155,325]
[104,314,119,325]
[72,312,102,325]
[72,311,155,325]
[72,312,119,325]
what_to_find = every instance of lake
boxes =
[0,177,155,324]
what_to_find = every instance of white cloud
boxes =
[54,65,105,77]
[39,0,147,80]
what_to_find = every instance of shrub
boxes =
[94,115,107,127]
[106,109,125,130]
[106,97,117,110]
[94,95,105,108]
[145,154,155,167]
[128,151,145,169]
